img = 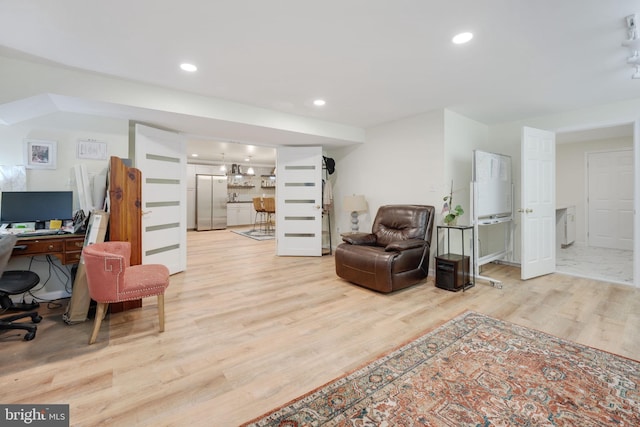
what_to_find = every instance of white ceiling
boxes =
[0,1,639,162]
[187,139,276,166]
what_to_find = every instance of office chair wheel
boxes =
[23,330,36,341]
[31,313,42,323]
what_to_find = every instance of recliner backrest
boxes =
[0,234,17,275]
[372,205,433,246]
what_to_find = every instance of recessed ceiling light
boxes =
[452,32,473,44]
[313,99,326,107]
[180,63,198,72]
[191,153,199,157]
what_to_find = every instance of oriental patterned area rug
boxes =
[231,228,275,241]
[242,311,640,426]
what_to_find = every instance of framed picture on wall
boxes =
[76,139,108,160]
[24,139,57,169]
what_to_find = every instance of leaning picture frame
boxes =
[24,139,57,169]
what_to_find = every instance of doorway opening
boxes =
[555,124,634,285]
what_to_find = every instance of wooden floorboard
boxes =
[1,229,638,426]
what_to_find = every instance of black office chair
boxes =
[0,234,42,341]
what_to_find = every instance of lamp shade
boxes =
[343,195,367,212]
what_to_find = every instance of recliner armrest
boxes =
[342,233,377,245]
[385,239,426,252]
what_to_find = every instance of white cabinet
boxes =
[227,203,254,226]
[564,205,576,246]
[556,205,576,247]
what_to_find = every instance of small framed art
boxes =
[25,139,57,169]
[77,139,108,160]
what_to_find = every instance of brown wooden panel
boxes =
[108,156,142,266]
[108,156,143,311]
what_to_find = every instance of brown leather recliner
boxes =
[335,205,435,293]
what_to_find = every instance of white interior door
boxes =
[521,126,556,280]
[276,146,323,256]
[134,124,187,274]
[587,149,634,250]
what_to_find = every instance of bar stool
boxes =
[263,197,276,234]
[252,197,267,232]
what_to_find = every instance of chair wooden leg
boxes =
[89,302,109,345]
[157,294,165,332]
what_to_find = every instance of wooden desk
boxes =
[12,233,140,314]
[12,234,86,264]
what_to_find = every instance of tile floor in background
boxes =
[556,244,633,285]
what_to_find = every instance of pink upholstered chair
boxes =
[82,241,170,344]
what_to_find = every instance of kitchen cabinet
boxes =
[227,203,254,226]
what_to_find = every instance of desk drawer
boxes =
[65,238,85,250]
[64,251,83,264]
[13,239,64,256]
[64,238,85,264]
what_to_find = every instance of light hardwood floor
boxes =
[2,230,639,426]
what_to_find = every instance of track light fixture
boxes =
[623,13,640,78]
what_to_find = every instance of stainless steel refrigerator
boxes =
[196,174,227,231]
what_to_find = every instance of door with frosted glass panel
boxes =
[276,146,323,256]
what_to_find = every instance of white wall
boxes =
[557,136,633,245]
[327,109,489,273]
[327,109,488,262]
[444,110,488,226]
[0,112,129,300]
[329,109,446,237]
[1,112,129,195]
[442,110,489,255]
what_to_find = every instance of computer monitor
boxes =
[0,191,73,223]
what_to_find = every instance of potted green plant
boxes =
[442,181,464,226]
[443,200,464,226]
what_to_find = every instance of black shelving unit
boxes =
[435,225,475,292]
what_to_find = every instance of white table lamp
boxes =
[343,195,368,232]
